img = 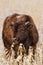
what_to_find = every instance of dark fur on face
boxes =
[2,13,39,59]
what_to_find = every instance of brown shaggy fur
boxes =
[2,13,39,59]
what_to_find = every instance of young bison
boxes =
[2,13,39,59]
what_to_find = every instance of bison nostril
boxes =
[17,38,20,42]
[12,37,16,42]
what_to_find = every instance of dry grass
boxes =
[0,42,42,65]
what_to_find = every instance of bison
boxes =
[2,13,39,59]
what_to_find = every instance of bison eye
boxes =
[10,22,14,27]
[25,21,29,25]
[10,22,19,31]
[25,21,33,28]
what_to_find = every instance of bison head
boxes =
[2,13,39,59]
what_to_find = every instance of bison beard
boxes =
[2,13,39,59]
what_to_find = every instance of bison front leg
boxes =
[32,44,36,60]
